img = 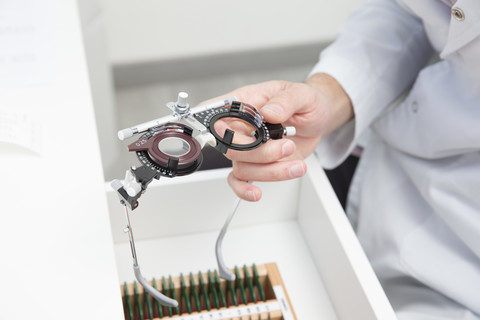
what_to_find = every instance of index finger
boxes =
[199,80,290,111]
[258,82,321,124]
[224,139,296,164]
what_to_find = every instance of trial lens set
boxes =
[121,263,296,320]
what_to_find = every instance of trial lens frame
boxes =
[111,92,295,307]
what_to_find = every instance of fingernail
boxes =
[245,190,257,201]
[289,164,305,178]
[282,140,295,157]
[262,104,283,117]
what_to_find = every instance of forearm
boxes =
[305,73,353,136]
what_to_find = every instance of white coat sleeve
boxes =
[310,0,434,168]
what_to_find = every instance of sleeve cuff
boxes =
[308,55,370,169]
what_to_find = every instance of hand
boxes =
[210,73,353,201]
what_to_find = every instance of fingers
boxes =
[227,160,307,202]
[199,81,289,108]
[201,80,323,202]
[228,80,290,108]
[259,82,320,124]
[227,172,262,202]
[213,119,257,145]
[204,80,327,128]
[202,80,329,141]
[232,160,307,182]
[225,139,296,163]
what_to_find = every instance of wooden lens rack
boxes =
[121,262,296,320]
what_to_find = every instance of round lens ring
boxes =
[212,117,257,145]
[158,137,191,157]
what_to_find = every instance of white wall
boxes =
[78,0,122,180]
[101,0,363,65]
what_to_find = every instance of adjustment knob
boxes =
[175,92,189,114]
[284,126,296,137]
[177,92,188,107]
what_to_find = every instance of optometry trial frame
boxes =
[111,92,295,307]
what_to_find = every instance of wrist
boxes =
[305,73,353,135]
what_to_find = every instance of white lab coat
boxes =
[310,0,480,319]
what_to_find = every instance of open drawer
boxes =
[105,155,396,320]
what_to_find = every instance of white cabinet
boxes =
[0,0,123,319]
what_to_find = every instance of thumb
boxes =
[259,82,315,124]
